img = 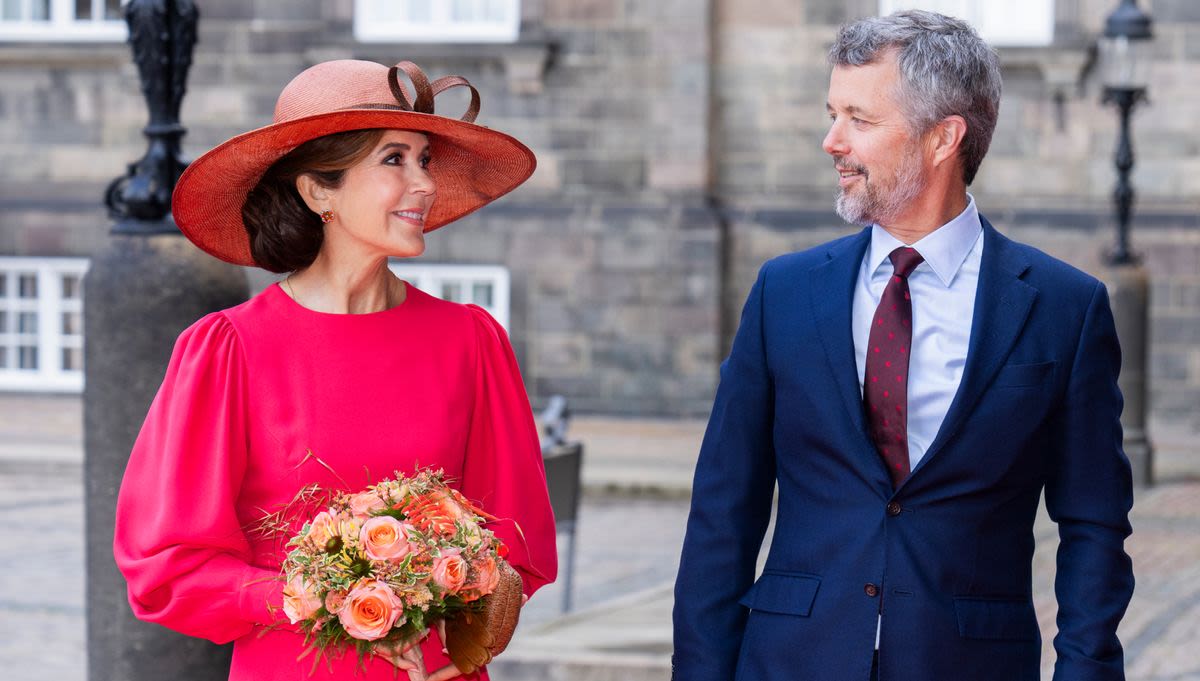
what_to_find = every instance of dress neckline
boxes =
[268,280,415,319]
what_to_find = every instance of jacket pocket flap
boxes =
[738,571,820,616]
[954,597,1040,641]
[993,361,1056,387]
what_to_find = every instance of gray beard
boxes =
[834,153,926,227]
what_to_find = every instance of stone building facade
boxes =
[1,0,1197,441]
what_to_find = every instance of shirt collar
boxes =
[866,194,982,288]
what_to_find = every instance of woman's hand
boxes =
[424,594,529,681]
[376,633,429,681]
[425,662,464,681]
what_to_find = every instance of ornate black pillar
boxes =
[1101,85,1153,487]
[84,2,248,680]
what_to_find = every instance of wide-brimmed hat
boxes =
[172,59,536,267]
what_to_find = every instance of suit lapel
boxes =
[909,217,1037,480]
[809,227,873,449]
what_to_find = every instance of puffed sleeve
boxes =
[458,306,558,598]
[113,312,285,644]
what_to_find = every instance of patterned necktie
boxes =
[864,246,925,488]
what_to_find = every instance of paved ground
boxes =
[1,394,1198,680]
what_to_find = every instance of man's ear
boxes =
[295,174,331,214]
[929,115,967,169]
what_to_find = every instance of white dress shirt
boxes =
[852,196,984,473]
[855,197,984,650]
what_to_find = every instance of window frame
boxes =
[878,0,1055,47]
[0,256,89,392]
[0,0,127,42]
[387,262,511,330]
[353,0,521,44]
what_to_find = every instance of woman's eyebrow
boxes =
[378,142,430,155]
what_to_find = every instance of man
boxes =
[673,10,1134,681]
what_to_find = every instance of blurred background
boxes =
[0,1,1196,680]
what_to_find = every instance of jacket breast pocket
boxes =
[954,596,1040,641]
[737,570,821,616]
[993,361,1056,388]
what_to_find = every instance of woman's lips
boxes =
[393,210,425,227]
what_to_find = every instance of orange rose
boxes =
[304,511,336,548]
[359,516,416,562]
[459,554,501,603]
[349,491,388,520]
[282,575,323,624]
[338,580,404,641]
[324,589,347,614]
[431,548,468,594]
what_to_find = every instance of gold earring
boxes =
[320,210,335,224]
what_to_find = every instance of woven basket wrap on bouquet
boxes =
[445,560,523,674]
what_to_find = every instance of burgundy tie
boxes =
[864,247,924,488]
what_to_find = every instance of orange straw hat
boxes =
[172,59,535,267]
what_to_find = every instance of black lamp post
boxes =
[103,0,197,231]
[1097,0,1154,486]
[1099,0,1153,265]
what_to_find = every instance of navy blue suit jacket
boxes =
[673,219,1134,681]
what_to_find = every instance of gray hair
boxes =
[828,10,1002,185]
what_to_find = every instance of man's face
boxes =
[823,52,928,227]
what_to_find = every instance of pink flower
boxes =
[324,589,347,614]
[431,548,468,594]
[338,580,404,641]
[282,575,323,624]
[359,516,416,562]
[349,491,387,520]
[459,554,501,603]
[304,511,335,548]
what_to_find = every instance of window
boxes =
[0,0,126,41]
[388,262,510,329]
[354,0,520,44]
[0,257,89,392]
[879,0,1054,47]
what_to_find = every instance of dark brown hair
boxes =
[241,129,386,273]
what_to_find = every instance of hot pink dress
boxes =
[114,282,558,680]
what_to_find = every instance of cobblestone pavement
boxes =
[5,465,1197,681]
[1,395,1197,681]
[0,471,87,681]
[490,481,1200,681]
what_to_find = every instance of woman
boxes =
[113,60,557,681]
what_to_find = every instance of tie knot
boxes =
[889,247,924,279]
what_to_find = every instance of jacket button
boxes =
[864,583,879,597]
[886,501,902,516]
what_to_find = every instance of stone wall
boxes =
[419,198,721,416]
[0,0,723,416]
[722,210,1200,434]
[0,0,1196,436]
[711,0,1200,440]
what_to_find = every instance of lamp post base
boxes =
[84,229,247,681]
[1102,261,1153,487]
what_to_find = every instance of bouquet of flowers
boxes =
[266,468,518,675]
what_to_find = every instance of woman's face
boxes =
[326,129,436,258]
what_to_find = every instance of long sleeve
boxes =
[458,306,558,598]
[113,313,285,644]
[672,263,778,680]
[1046,281,1135,681]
